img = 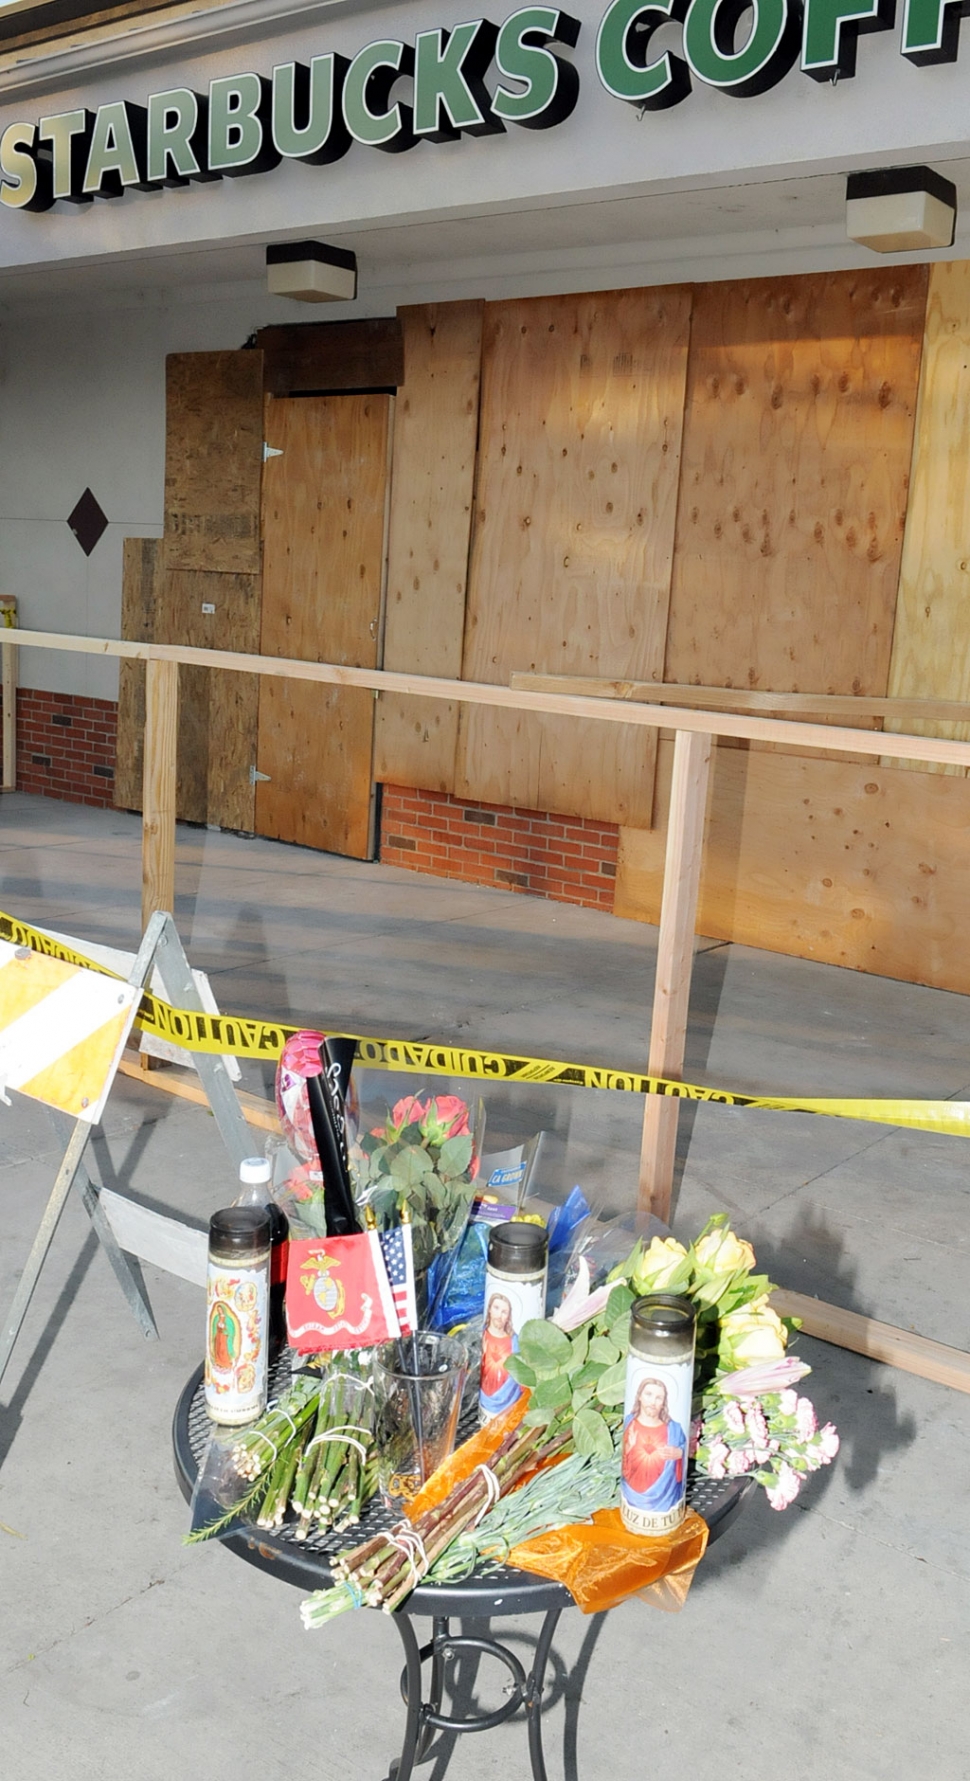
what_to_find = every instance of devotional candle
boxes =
[620,1294,697,1537]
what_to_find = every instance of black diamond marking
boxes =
[67,488,109,557]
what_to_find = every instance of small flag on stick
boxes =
[378,1223,418,1337]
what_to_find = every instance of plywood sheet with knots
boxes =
[456,287,692,827]
[256,392,392,858]
[164,350,264,574]
[664,268,926,764]
[884,261,970,775]
[374,301,484,793]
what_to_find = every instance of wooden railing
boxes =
[7,625,970,1226]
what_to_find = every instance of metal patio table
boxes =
[174,1364,753,1781]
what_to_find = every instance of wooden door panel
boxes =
[256,393,391,857]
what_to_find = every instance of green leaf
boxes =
[571,1382,597,1411]
[504,1355,537,1388]
[390,1148,433,1189]
[517,1319,573,1369]
[565,1326,589,1373]
[594,1359,628,1406]
[569,1361,604,1392]
[522,1404,556,1427]
[603,1282,634,1326]
[530,1374,572,1411]
[572,1405,614,1458]
[437,1134,473,1180]
[588,1335,621,1366]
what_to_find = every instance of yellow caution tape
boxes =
[2,907,969,1138]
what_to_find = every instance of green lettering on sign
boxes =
[342,39,415,151]
[208,73,280,174]
[0,123,51,210]
[492,6,581,126]
[900,0,968,63]
[414,21,501,138]
[146,90,205,185]
[82,102,147,197]
[271,56,352,163]
[38,110,92,202]
[684,0,799,93]
[596,0,691,108]
[801,0,893,78]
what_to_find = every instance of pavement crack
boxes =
[5,1576,166,1675]
[811,1506,969,1582]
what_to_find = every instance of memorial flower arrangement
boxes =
[350,1093,481,1273]
[555,1214,839,1510]
[300,1215,839,1627]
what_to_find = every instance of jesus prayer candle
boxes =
[620,1294,697,1537]
[479,1220,548,1422]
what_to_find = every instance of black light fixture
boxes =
[846,165,957,254]
[266,239,358,302]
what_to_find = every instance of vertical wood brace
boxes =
[638,728,713,1221]
[1,596,17,791]
[141,657,179,930]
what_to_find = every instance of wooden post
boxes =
[1,597,17,790]
[141,657,178,931]
[639,728,713,1221]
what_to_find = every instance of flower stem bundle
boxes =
[300,1415,572,1627]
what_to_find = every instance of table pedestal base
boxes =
[392,1608,563,1781]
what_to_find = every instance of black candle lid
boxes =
[209,1205,271,1257]
[488,1220,548,1274]
[629,1292,696,1357]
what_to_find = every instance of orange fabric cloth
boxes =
[405,1397,528,1522]
[507,1506,709,1615]
[405,1397,709,1616]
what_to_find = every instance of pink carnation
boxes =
[723,1400,746,1435]
[778,1389,798,1416]
[795,1397,818,1441]
[706,1440,730,1480]
[818,1423,840,1461]
[727,1445,755,1476]
[745,1403,769,1448]
[689,1417,702,1457]
[766,1462,802,1511]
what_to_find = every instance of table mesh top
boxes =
[177,1361,750,1606]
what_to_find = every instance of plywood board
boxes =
[156,569,261,832]
[164,351,264,573]
[456,287,692,826]
[256,318,404,396]
[256,393,391,857]
[884,262,970,776]
[616,739,970,993]
[664,268,927,762]
[374,301,484,793]
[114,536,159,811]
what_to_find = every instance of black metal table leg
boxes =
[524,1607,562,1781]
[391,1612,426,1781]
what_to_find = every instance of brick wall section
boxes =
[379,784,619,912]
[1,688,118,808]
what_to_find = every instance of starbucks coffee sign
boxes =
[0,0,965,211]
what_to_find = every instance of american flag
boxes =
[378,1223,418,1336]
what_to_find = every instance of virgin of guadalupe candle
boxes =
[620,1294,697,1536]
[479,1221,548,1421]
[205,1206,271,1426]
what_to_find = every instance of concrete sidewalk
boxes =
[0,792,967,1780]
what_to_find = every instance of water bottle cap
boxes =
[239,1156,272,1186]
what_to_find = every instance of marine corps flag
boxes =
[285,1232,402,1353]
